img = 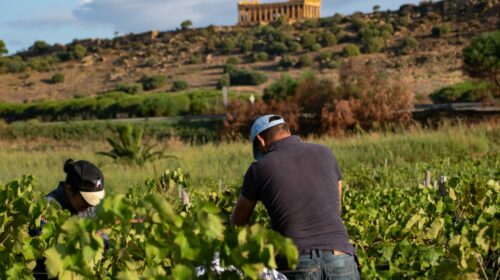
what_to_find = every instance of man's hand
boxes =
[230,195,257,226]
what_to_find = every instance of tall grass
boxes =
[0,123,498,195]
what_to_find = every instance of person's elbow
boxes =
[230,195,257,226]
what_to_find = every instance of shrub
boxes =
[401,36,419,54]
[317,51,335,67]
[263,74,298,101]
[342,44,361,57]
[116,83,143,94]
[297,54,314,68]
[226,57,241,65]
[253,52,269,62]
[0,56,27,73]
[72,44,87,60]
[302,33,317,50]
[288,42,303,52]
[311,43,322,52]
[463,30,500,85]
[363,37,385,54]
[279,55,294,69]
[181,20,193,30]
[172,80,189,92]
[49,73,65,84]
[28,56,58,72]
[30,40,50,55]
[429,81,498,103]
[216,74,230,89]
[432,24,452,37]
[189,53,202,64]
[0,40,7,56]
[140,75,167,91]
[229,69,268,86]
[336,31,349,43]
[322,32,337,47]
[222,38,237,53]
[223,63,237,74]
[269,42,288,55]
[242,39,254,53]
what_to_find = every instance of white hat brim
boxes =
[80,190,105,206]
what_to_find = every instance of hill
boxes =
[0,0,498,104]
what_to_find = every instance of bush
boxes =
[72,44,87,60]
[342,44,361,57]
[0,40,7,56]
[363,37,385,54]
[49,73,65,84]
[181,20,193,30]
[226,57,241,65]
[116,83,143,94]
[269,42,288,55]
[28,56,58,72]
[463,30,500,85]
[253,52,269,62]
[311,43,322,52]
[297,54,314,68]
[429,81,498,103]
[400,36,419,54]
[0,56,27,73]
[279,55,294,69]
[242,39,254,53]
[188,53,202,64]
[263,74,298,101]
[140,75,167,91]
[222,38,237,53]
[288,42,303,52]
[172,80,189,92]
[216,74,230,89]
[223,63,237,74]
[30,40,50,55]
[432,24,452,37]
[229,69,268,86]
[322,32,337,47]
[302,33,317,50]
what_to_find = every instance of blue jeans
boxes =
[280,250,360,280]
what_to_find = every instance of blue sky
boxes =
[0,0,420,54]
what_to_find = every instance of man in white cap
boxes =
[231,115,360,279]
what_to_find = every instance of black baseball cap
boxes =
[64,159,105,206]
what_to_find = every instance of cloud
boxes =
[73,0,236,33]
[7,10,79,29]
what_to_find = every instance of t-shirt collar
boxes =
[266,135,301,154]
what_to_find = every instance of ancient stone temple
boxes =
[238,0,322,25]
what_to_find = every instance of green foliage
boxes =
[98,124,171,165]
[223,63,237,74]
[222,37,237,53]
[278,55,294,69]
[28,56,58,72]
[253,52,269,62]
[71,44,87,60]
[432,24,452,37]
[189,53,202,64]
[263,74,298,102]
[140,75,167,91]
[463,30,500,85]
[242,39,254,53]
[49,73,65,84]
[363,37,385,54]
[115,83,143,95]
[217,74,230,89]
[0,56,27,73]
[288,42,303,52]
[321,32,337,47]
[311,43,322,52]
[429,81,498,103]
[181,20,193,30]
[229,69,268,86]
[401,36,419,54]
[342,44,361,57]
[0,39,7,56]
[172,80,189,92]
[269,42,288,55]
[301,33,317,50]
[30,40,50,55]
[297,54,314,68]
[226,56,241,65]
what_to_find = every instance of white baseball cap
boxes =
[250,115,286,160]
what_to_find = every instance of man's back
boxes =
[241,136,354,255]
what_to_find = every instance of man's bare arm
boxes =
[230,195,257,226]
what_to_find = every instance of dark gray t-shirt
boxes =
[241,136,354,255]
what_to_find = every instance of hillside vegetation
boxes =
[0,1,498,104]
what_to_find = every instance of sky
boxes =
[0,0,420,54]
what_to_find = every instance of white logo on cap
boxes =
[96,179,102,190]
